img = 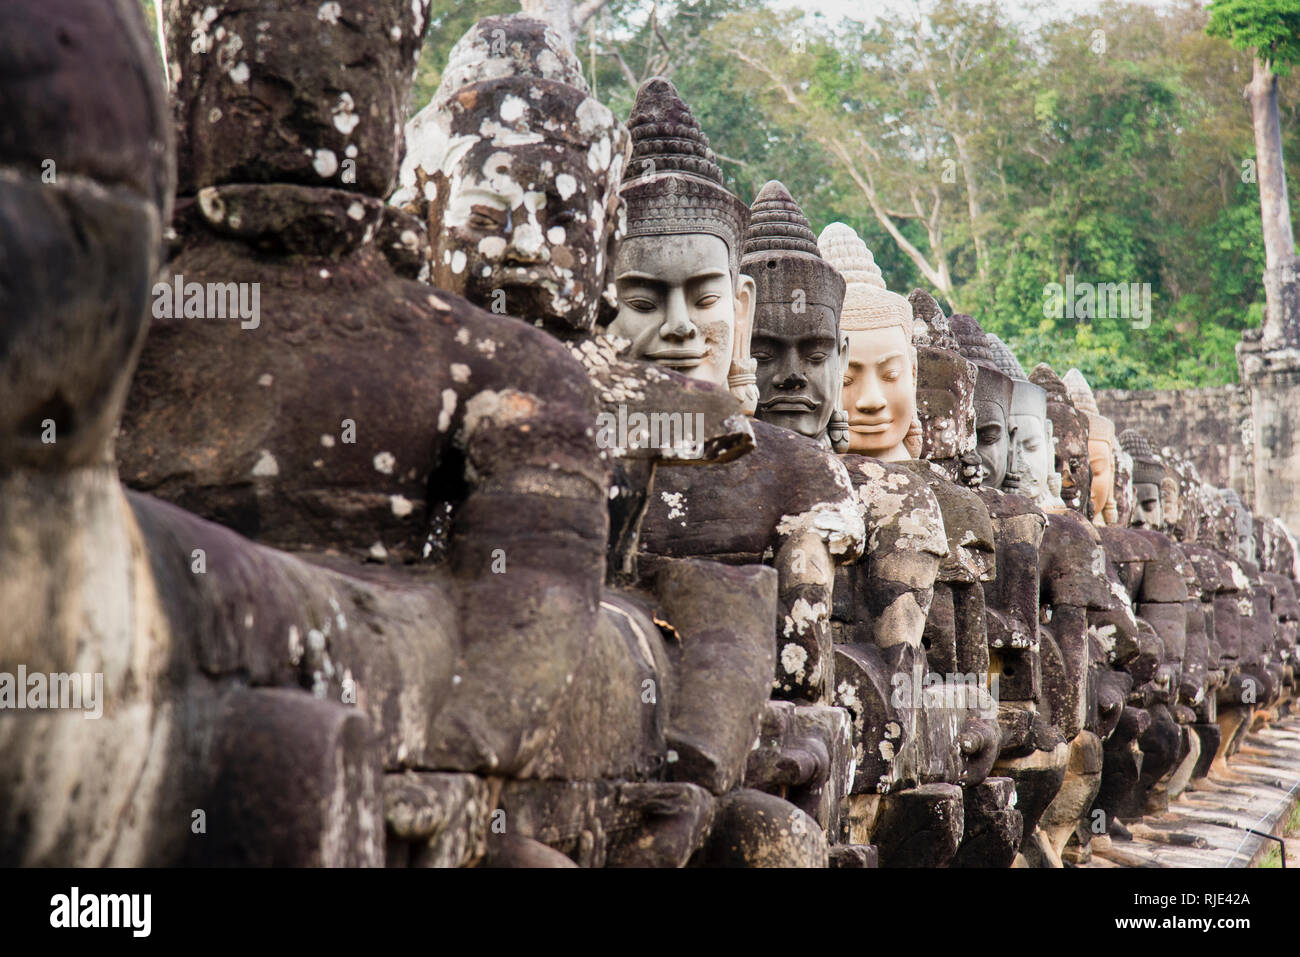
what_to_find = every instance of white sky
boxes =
[771,0,1180,28]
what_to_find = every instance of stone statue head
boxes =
[1,0,173,471]
[1030,363,1092,516]
[169,0,425,197]
[1160,448,1203,542]
[396,16,629,337]
[1119,430,1165,530]
[818,223,917,461]
[985,336,1057,507]
[1063,368,1117,524]
[741,182,846,445]
[1113,447,1135,527]
[1220,489,1256,563]
[609,78,756,411]
[910,290,978,474]
[949,314,1014,488]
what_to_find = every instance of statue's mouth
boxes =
[849,419,892,434]
[761,396,816,412]
[646,349,706,370]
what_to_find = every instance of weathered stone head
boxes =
[1063,368,1117,525]
[818,223,917,461]
[1220,489,1256,564]
[609,78,756,411]
[909,290,978,480]
[1030,364,1092,516]
[742,181,846,446]
[1119,430,1165,530]
[1160,448,1203,542]
[949,313,1014,488]
[0,0,173,471]
[986,336,1057,508]
[397,15,629,336]
[170,0,425,197]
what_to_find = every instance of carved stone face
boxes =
[610,234,754,390]
[840,325,916,460]
[1046,404,1090,515]
[1006,408,1051,501]
[752,304,842,442]
[1088,437,1114,519]
[428,138,612,336]
[1131,482,1163,529]
[975,399,1011,489]
[915,348,976,463]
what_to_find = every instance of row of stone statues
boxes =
[1,1,1295,867]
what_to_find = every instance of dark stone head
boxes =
[1120,429,1165,530]
[950,314,1014,488]
[1030,364,1091,516]
[1,0,172,470]
[743,181,845,444]
[167,0,427,197]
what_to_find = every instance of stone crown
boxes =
[817,223,912,337]
[985,334,1028,382]
[620,77,748,274]
[1029,363,1074,406]
[741,181,845,313]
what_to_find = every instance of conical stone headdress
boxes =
[396,15,628,212]
[949,313,1013,414]
[1120,429,1166,486]
[909,289,959,352]
[986,334,1043,418]
[620,78,749,275]
[1063,368,1116,447]
[741,181,845,318]
[817,223,912,338]
[1029,363,1074,406]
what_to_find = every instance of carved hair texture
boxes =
[817,222,912,337]
[620,77,749,276]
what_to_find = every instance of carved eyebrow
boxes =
[614,271,663,283]
[874,351,906,365]
[456,188,510,208]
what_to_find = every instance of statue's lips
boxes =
[761,396,816,412]
[849,420,892,434]
[645,350,706,369]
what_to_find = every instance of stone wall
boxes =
[1096,384,1253,504]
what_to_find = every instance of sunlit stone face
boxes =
[1048,405,1091,515]
[752,305,841,442]
[1160,477,1181,532]
[1006,412,1051,500]
[975,399,1011,489]
[1089,437,1114,518]
[840,325,915,460]
[431,144,606,337]
[1131,482,1163,529]
[610,234,746,389]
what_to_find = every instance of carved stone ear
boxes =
[728,272,758,414]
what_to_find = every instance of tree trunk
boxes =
[1249,57,1299,346]
[520,0,611,54]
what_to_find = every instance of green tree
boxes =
[1208,0,1300,345]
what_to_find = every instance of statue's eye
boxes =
[806,352,827,363]
[696,294,720,309]
[551,209,576,227]
[625,298,657,313]
[751,351,772,362]
[468,211,499,230]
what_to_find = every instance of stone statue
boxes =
[394,15,626,339]
[815,223,982,866]
[608,78,758,415]
[1030,364,1093,517]
[984,336,1063,511]
[1063,369,1119,525]
[744,182,847,449]
[609,83,865,863]
[950,315,1016,490]
[109,1,771,870]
